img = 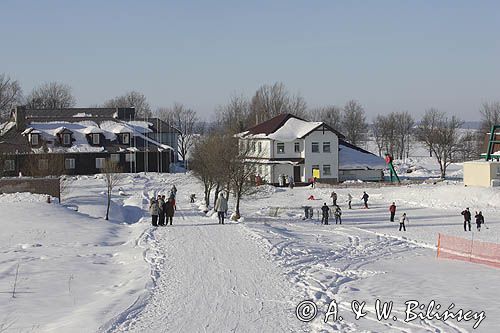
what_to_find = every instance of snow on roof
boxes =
[127,121,152,134]
[72,112,92,117]
[339,142,386,170]
[83,126,104,134]
[0,121,16,136]
[242,118,323,142]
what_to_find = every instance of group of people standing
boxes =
[461,207,485,231]
[278,174,295,189]
[149,185,177,226]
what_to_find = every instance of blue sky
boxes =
[1,0,499,120]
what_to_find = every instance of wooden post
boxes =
[436,233,441,258]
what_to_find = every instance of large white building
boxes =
[238,114,385,184]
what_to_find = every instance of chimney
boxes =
[14,106,26,131]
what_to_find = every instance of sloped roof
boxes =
[241,113,344,140]
[339,139,386,170]
[25,108,121,119]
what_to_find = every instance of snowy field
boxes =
[0,170,499,332]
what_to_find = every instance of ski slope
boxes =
[0,172,499,332]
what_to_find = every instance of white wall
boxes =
[304,130,339,181]
[271,140,304,159]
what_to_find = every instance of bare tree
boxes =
[341,100,368,145]
[0,74,23,122]
[215,94,251,134]
[25,82,76,109]
[479,102,500,132]
[416,109,463,178]
[309,105,342,130]
[190,135,217,206]
[157,103,198,168]
[103,91,152,118]
[102,159,122,220]
[393,111,414,159]
[372,115,389,157]
[249,82,307,124]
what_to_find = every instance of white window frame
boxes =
[312,142,319,153]
[294,142,300,153]
[110,154,120,163]
[63,133,71,145]
[31,134,39,146]
[4,160,15,171]
[277,142,285,154]
[92,133,100,145]
[122,133,130,145]
[323,142,331,153]
[65,158,75,170]
[95,157,106,169]
[38,159,48,170]
[323,164,331,176]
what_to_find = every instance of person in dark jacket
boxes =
[461,207,471,231]
[362,192,369,209]
[475,211,484,231]
[389,202,396,222]
[334,205,342,224]
[321,203,331,225]
[158,195,165,226]
[330,191,338,206]
[165,198,175,225]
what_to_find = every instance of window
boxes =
[258,142,262,153]
[63,134,71,145]
[294,142,300,153]
[277,142,285,154]
[323,164,331,176]
[31,134,39,146]
[65,158,75,170]
[4,160,15,171]
[38,159,48,170]
[110,154,120,163]
[92,134,100,145]
[122,133,130,145]
[251,141,256,152]
[96,158,106,169]
[312,142,319,153]
[125,153,136,162]
[323,142,331,153]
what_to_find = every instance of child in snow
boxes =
[399,212,408,231]
[389,202,396,222]
[347,193,352,209]
[321,203,331,225]
[149,198,159,227]
[334,205,342,224]
[330,191,337,206]
[475,211,484,231]
[362,192,369,209]
[190,194,196,203]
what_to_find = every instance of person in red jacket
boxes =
[389,202,396,222]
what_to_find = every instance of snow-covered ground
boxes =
[1,171,499,332]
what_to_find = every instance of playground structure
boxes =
[482,125,500,161]
[384,153,400,183]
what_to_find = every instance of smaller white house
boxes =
[238,114,385,184]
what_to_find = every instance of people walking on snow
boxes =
[347,193,352,209]
[362,192,369,209]
[171,185,177,197]
[475,211,484,231]
[158,195,165,226]
[330,191,337,206]
[165,197,175,225]
[288,175,294,189]
[334,205,342,224]
[461,207,471,231]
[190,194,196,203]
[399,212,408,231]
[215,192,229,224]
[149,197,159,227]
[389,202,397,222]
[321,203,331,225]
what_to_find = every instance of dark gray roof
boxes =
[24,107,135,120]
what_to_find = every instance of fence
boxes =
[437,233,500,269]
[0,177,60,200]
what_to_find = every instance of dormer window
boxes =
[122,133,130,145]
[30,133,39,146]
[92,133,100,145]
[63,133,71,145]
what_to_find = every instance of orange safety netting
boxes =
[437,233,500,269]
